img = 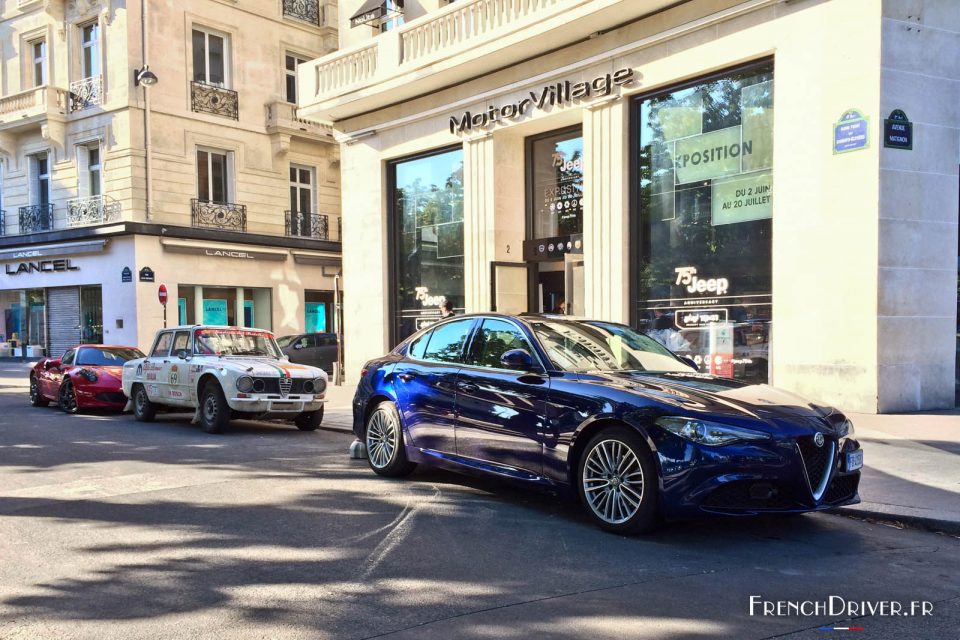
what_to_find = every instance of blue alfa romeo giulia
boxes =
[352,314,862,534]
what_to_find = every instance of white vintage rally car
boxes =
[122,325,327,433]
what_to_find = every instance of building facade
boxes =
[0,0,342,359]
[300,0,960,413]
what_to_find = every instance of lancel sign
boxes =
[5,259,80,275]
[449,68,636,135]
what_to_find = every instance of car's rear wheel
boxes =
[199,383,231,434]
[577,426,659,535]
[132,384,157,422]
[29,375,49,407]
[58,380,79,414]
[364,401,416,477]
[294,406,324,431]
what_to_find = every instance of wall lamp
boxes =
[134,66,159,87]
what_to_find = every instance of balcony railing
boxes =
[69,75,103,112]
[192,199,247,232]
[66,195,121,227]
[313,42,378,95]
[0,85,68,129]
[285,210,329,240]
[18,204,54,234]
[265,100,333,139]
[190,81,239,120]
[283,0,320,25]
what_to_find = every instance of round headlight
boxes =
[252,378,266,393]
[314,377,327,395]
[302,379,315,394]
[236,376,254,393]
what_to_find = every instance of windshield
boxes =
[275,335,296,348]
[76,347,145,366]
[194,329,282,358]
[529,319,695,373]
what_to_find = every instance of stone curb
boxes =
[829,505,960,536]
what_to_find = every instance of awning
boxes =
[0,239,107,262]
[350,0,403,28]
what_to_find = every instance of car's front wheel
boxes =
[577,426,659,535]
[132,384,157,422]
[29,375,49,407]
[58,380,79,414]
[199,382,231,434]
[364,401,416,477]
[294,406,324,431]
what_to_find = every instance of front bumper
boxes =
[652,429,862,519]
[228,395,325,413]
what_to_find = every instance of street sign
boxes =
[833,109,869,154]
[139,266,155,282]
[158,284,168,306]
[883,109,913,150]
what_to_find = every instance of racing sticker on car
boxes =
[169,365,180,386]
[135,363,143,378]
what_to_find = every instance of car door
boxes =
[167,330,193,405]
[42,348,74,398]
[315,334,338,374]
[143,331,174,401]
[392,318,477,454]
[455,318,550,479]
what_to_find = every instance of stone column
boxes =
[193,286,204,324]
[582,98,630,323]
[235,287,245,327]
[462,133,496,313]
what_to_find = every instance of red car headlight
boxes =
[78,369,99,382]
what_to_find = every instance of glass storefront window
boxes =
[80,285,103,344]
[530,128,583,238]
[390,147,465,342]
[0,289,45,355]
[635,61,774,383]
[177,285,271,330]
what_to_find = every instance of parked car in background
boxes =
[122,326,327,433]
[30,345,145,413]
[277,332,340,374]
[353,314,862,535]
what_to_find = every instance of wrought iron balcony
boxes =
[283,0,320,25]
[69,75,103,112]
[18,204,54,234]
[286,210,329,240]
[190,81,239,120]
[66,195,121,227]
[192,199,247,232]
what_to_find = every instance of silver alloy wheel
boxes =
[366,408,398,469]
[582,438,645,525]
[135,387,147,413]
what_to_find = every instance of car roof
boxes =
[158,325,274,332]
[69,344,141,350]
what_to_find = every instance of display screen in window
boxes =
[391,148,465,343]
[635,62,773,384]
[530,130,583,238]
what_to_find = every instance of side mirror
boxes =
[500,348,534,371]
[43,359,61,370]
[176,349,189,360]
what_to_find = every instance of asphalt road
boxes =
[0,388,957,640]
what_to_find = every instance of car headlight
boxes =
[313,377,326,395]
[656,416,771,446]
[78,369,98,382]
[837,418,854,437]
[236,376,254,393]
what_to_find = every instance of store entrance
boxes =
[531,254,584,315]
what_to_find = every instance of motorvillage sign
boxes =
[449,68,636,135]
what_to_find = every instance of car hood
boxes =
[585,370,837,425]
[207,358,326,379]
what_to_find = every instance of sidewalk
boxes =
[3,359,957,533]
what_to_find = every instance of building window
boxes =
[197,148,231,203]
[633,60,774,383]
[177,285,271,329]
[31,39,47,87]
[389,147,464,343]
[529,127,583,239]
[285,53,307,104]
[76,144,102,197]
[80,22,100,78]
[192,28,229,87]
[32,153,50,206]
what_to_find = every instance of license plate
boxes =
[846,450,863,472]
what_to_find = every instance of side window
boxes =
[172,331,191,353]
[422,320,475,364]
[408,331,431,360]
[150,332,173,357]
[61,349,76,365]
[467,319,534,369]
[319,335,337,347]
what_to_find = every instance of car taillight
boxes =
[360,367,368,378]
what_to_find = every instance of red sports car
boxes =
[30,345,145,413]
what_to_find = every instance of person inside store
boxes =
[653,305,673,330]
[553,298,567,314]
[439,298,456,319]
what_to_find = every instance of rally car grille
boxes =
[252,378,311,396]
[797,436,835,500]
[279,377,292,397]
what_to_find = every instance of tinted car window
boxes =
[276,335,296,348]
[422,319,474,363]
[76,347,145,366]
[467,319,533,369]
[61,349,76,365]
[151,332,173,357]
[408,331,431,360]
[318,335,337,347]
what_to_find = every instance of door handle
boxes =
[517,374,547,385]
[457,381,479,393]
[397,372,416,382]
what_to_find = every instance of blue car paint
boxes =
[352,314,861,521]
